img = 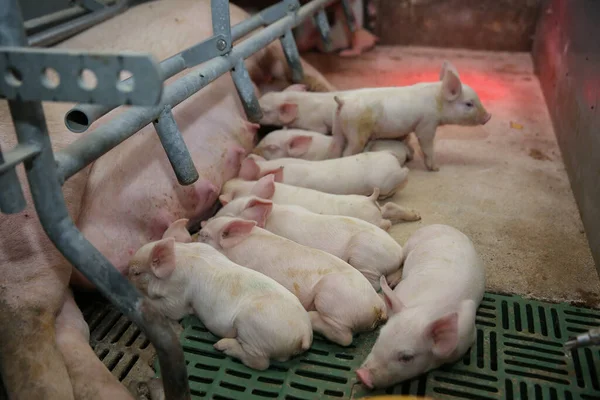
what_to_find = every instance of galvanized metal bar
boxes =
[65,54,185,133]
[79,0,107,12]
[340,0,356,32]
[28,0,130,47]
[56,0,337,183]
[24,5,87,32]
[280,29,304,83]
[0,47,163,105]
[0,143,41,175]
[0,145,26,214]
[64,0,317,133]
[0,1,191,399]
[314,9,332,51]
[152,106,199,186]
[231,58,262,122]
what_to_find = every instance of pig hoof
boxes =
[404,210,421,222]
[426,163,440,172]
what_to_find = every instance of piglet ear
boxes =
[219,194,231,205]
[427,312,459,358]
[243,197,273,228]
[380,275,404,315]
[251,174,276,199]
[200,220,207,228]
[239,157,260,180]
[279,103,299,124]
[162,219,192,243]
[150,237,177,279]
[219,219,257,249]
[441,61,462,101]
[287,135,313,158]
[267,167,284,183]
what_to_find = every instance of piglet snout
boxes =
[481,113,492,125]
[356,368,373,389]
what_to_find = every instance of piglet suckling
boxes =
[333,61,491,170]
[197,216,387,346]
[128,219,312,370]
[213,196,404,289]
[220,175,421,230]
[356,224,486,389]
[253,128,344,161]
[238,152,410,199]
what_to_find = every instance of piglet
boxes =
[198,216,387,346]
[213,196,404,289]
[239,152,409,199]
[356,224,486,389]
[334,61,491,170]
[220,175,421,230]
[253,128,344,161]
[365,139,414,166]
[128,219,313,370]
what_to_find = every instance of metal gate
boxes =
[0,0,355,398]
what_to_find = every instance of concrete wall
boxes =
[375,0,543,51]
[533,0,600,272]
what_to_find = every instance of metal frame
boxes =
[0,0,355,398]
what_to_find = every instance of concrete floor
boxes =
[303,46,600,307]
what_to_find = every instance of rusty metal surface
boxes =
[533,0,600,272]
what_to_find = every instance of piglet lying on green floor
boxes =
[128,219,312,370]
[356,224,486,389]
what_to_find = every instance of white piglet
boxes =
[128,219,313,370]
[220,175,420,230]
[253,128,344,161]
[334,61,491,170]
[198,216,388,346]
[356,224,486,389]
[212,196,404,289]
[365,139,414,166]
[238,152,409,199]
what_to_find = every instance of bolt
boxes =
[216,39,227,51]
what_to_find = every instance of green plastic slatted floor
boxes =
[156,292,600,399]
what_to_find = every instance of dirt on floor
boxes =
[303,46,600,308]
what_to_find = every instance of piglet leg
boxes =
[385,268,404,289]
[381,202,421,222]
[309,311,353,347]
[214,338,270,371]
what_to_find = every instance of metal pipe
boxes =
[340,0,356,32]
[0,143,41,175]
[56,0,336,182]
[24,5,87,32]
[65,0,324,133]
[314,9,332,51]
[1,1,191,399]
[153,106,199,185]
[28,0,130,47]
[231,58,263,122]
[280,29,304,83]
[565,328,600,351]
[0,144,26,214]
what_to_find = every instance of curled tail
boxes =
[368,187,380,203]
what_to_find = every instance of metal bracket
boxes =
[0,47,163,105]
[280,29,304,83]
[314,9,333,52]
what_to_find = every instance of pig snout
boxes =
[481,112,492,125]
[356,368,374,389]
